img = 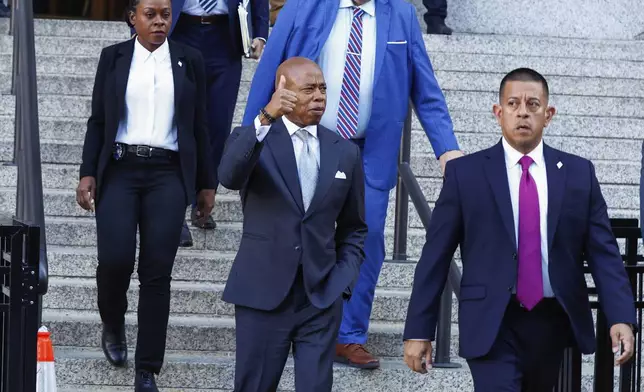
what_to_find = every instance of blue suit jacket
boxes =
[218,119,368,310]
[242,0,459,191]
[404,142,637,358]
[170,0,269,55]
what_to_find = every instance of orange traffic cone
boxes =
[36,326,57,392]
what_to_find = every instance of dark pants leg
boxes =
[423,0,447,18]
[234,269,343,392]
[467,298,572,392]
[171,17,242,195]
[96,157,187,374]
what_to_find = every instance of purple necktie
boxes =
[516,156,544,310]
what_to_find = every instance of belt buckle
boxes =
[136,145,152,158]
[200,16,212,24]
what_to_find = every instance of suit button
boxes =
[294,246,301,251]
[508,286,513,292]
[512,253,517,260]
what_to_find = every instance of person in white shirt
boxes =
[76,0,215,390]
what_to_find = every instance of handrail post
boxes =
[392,105,412,261]
[13,0,48,318]
[432,280,460,368]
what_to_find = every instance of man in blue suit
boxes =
[219,57,368,391]
[170,0,268,246]
[403,68,636,391]
[243,0,463,368]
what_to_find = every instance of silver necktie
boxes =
[295,129,319,211]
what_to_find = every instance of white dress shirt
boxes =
[317,0,376,139]
[115,38,178,151]
[254,116,320,168]
[502,137,554,297]
[182,0,229,16]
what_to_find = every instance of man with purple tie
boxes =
[402,68,636,391]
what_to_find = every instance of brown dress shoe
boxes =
[334,343,380,369]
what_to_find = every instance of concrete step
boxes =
[0,18,130,39]
[51,346,606,391]
[2,33,644,61]
[2,109,643,147]
[3,90,643,121]
[54,346,472,391]
[42,277,426,324]
[5,69,644,98]
[423,34,644,62]
[43,309,456,359]
[46,246,417,289]
[0,185,637,237]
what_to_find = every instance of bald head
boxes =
[275,57,322,89]
[273,57,327,127]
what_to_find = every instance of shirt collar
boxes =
[339,0,376,17]
[282,116,318,139]
[133,37,170,63]
[502,137,544,170]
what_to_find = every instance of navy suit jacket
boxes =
[170,0,269,56]
[219,119,368,310]
[242,0,459,192]
[404,141,637,359]
[80,39,215,205]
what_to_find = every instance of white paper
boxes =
[238,1,253,58]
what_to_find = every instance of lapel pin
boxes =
[557,161,563,169]
[178,61,182,67]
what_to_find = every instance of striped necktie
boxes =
[199,0,218,14]
[336,6,365,139]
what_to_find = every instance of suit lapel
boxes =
[169,40,186,126]
[313,0,341,59]
[373,0,391,86]
[265,120,305,213]
[114,39,135,128]
[305,128,340,217]
[544,145,566,252]
[484,142,517,250]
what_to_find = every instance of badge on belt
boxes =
[113,144,124,160]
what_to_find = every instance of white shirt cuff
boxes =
[254,116,271,142]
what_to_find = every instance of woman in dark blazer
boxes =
[75,0,215,390]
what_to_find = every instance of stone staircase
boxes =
[1,17,644,391]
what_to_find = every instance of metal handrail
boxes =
[11,0,48,310]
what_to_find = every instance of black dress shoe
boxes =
[426,17,453,35]
[191,206,216,230]
[135,370,159,392]
[101,324,127,367]
[179,220,193,247]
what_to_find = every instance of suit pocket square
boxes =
[387,40,407,44]
[335,171,347,179]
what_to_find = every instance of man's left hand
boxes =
[610,323,635,366]
[438,150,464,174]
[196,189,216,226]
[250,38,265,60]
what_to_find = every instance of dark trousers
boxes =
[95,155,187,373]
[423,0,447,18]
[467,298,573,392]
[234,268,343,392]
[170,14,242,197]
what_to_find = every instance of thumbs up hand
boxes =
[263,75,298,121]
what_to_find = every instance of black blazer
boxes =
[80,38,215,204]
[218,119,368,311]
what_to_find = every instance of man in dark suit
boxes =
[218,57,367,391]
[403,68,637,391]
[169,0,269,246]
